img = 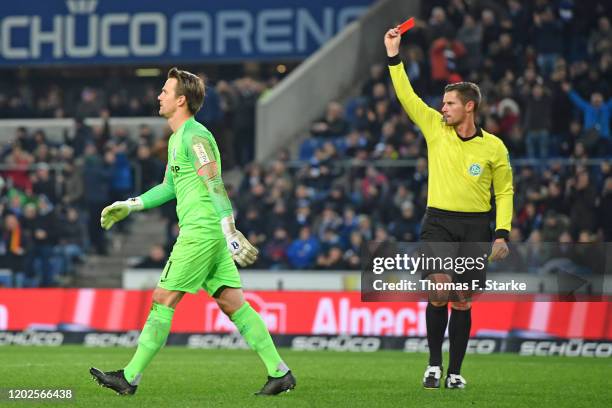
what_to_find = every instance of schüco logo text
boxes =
[292,336,381,352]
[0,331,64,346]
[520,340,612,358]
[84,331,140,347]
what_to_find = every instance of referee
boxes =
[384,26,513,389]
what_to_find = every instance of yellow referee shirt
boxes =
[389,59,513,236]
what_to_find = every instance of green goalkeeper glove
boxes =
[222,216,259,267]
[100,197,144,230]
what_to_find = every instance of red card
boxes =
[398,17,415,35]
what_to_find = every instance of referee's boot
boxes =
[422,365,443,389]
[445,373,467,389]
[90,367,137,396]
[255,371,296,395]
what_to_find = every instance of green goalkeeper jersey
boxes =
[168,117,224,239]
[140,117,226,240]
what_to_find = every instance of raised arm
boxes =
[567,89,589,111]
[187,133,258,267]
[384,26,442,143]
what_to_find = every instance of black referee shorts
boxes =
[419,207,492,288]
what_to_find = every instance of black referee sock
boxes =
[448,308,472,375]
[426,303,448,366]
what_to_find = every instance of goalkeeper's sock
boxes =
[448,307,471,375]
[426,303,448,366]
[123,302,174,385]
[231,302,289,378]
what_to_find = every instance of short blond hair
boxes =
[167,67,205,114]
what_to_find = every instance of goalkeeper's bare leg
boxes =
[214,286,296,395]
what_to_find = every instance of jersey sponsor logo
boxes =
[193,143,211,166]
[468,163,482,176]
[170,165,180,176]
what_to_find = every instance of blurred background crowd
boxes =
[1,0,611,286]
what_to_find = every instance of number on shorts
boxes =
[161,260,173,282]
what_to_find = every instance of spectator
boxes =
[109,146,134,204]
[567,170,598,235]
[83,144,112,255]
[523,83,553,159]
[0,213,27,287]
[22,200,58,287]
[316,246,348,270]
[56,207,86,277]
[457,14,483,73]
[68,117,93,157]
[389,201,420,242]
[263,227,291,269]
[286,226,320,269]
[532,7,564,77]
[136,144,164,191]
[563,83,612,156]
[134,244,167,269]
[311,102,350,138]
[428,6,456,41]
[481,9,500,55]
[588,16,612,59]
[429,36,466,90]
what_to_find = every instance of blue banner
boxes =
[0,0,373,66]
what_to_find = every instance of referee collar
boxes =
[455,126,483,142]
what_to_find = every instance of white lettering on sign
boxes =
[0,305,7,330]
[312,297,426,336]
[0,5,368,62]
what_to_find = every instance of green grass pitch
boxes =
[0,346,610,407]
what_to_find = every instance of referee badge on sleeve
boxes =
[468,163,482,176]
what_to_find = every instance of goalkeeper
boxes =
[90,68,296,396]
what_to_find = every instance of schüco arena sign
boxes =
[0,0,372,65]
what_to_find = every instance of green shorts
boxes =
[157,237,241,295]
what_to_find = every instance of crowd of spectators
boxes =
[0,118,165,286]
[0,71,273,169]
[234,0,612,270]
[1,0,612,283]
